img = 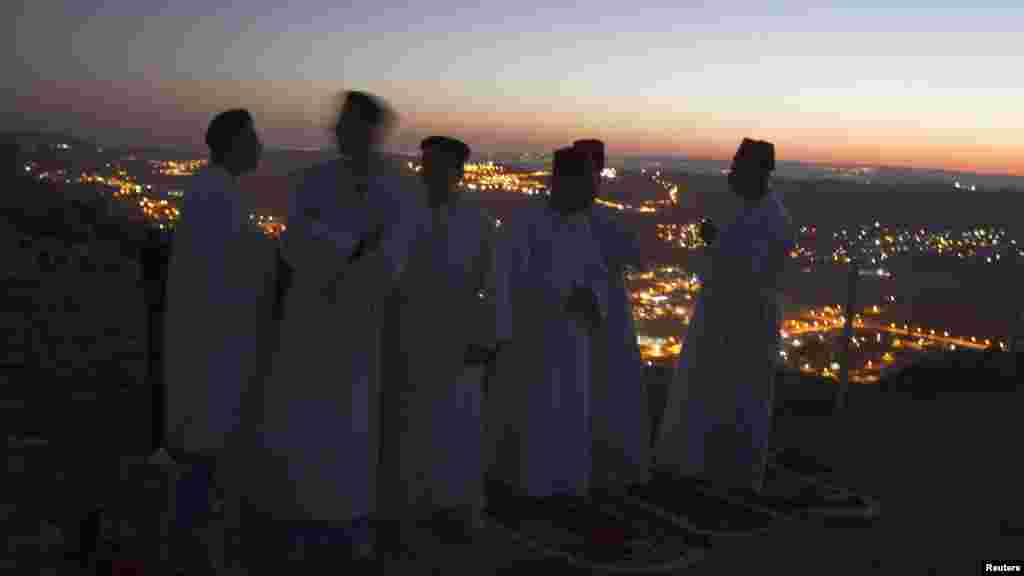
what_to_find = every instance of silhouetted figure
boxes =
[160,108,276,571]
[379,135,500,554]
[572,139,651,492]
[244,90,413,563]
[487,146,608,500]
[655,138,794,493]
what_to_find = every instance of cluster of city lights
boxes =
[138,198,180,229]
[150,159,207,177]
[658,220,1022,265]
[625,264,1005,379]
[407,161,550,196]
[655,222,709,249]
[627,266,700,324]
[831,223,1021,264]
[647,170,680,206]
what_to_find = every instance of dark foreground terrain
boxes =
[4,353,1021,574]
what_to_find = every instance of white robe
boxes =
[163,165,278,458]
[240,158,415,524]
[588,206,651,489]
[488,205,609,498]
[655,191,793,491]
[381,196,499,516]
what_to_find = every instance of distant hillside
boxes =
[2,132,97,151]
[670,172,1024,234]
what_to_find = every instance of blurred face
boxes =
[335,102,373,159]
[227,120,262,175]
[421,146,463,205]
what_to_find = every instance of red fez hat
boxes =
[733,138,775,172]
[572,139,605,172]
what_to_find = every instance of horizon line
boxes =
[9,130,1023,180]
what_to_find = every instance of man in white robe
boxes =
[488,147,609,500]
[230,92,415,564]
[379,136,501,555]
[573,139,651,492]
[655,138,794,493]
[161,109,277,569]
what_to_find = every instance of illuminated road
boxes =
[782,313,993,351]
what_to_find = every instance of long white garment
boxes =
[489,205,609,498]
[383,197,499,515]
[655,191,793,491]
[242,158,414,524]
[588,206,651,489]
[163,165,278,457]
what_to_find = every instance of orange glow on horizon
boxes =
[21,79,1024,178]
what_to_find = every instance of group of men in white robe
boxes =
[160,88,792,568]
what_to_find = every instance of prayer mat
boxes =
[624,470,780,537]
[763,448,881,524]
[661,463,880,524]
[483,481,705,573]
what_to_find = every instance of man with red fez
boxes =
[379,135,502,554]
[571,139,651,492]
[488,146,609,500]
[655,138,794,493]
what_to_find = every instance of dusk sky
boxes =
[7,1,1024,175]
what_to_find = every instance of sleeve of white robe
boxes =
[222,193,278,306]
[494,212,531,343]
[370,173,417,283]
[582,220,610,322]
[280,168,359,279]
[472,214,500,349]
